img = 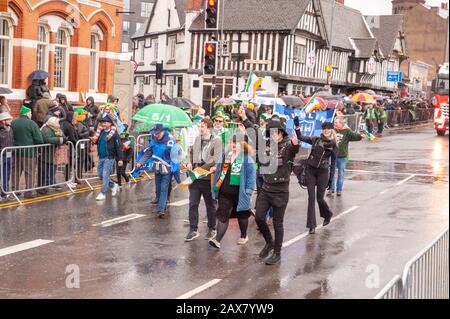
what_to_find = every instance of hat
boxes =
[267,117,288,136]
[260,113,270,122]
[20,105,32,116]
[99,116,112,123]
[0,112,13,121]
[152,123,165,134]
[247,103,255,111]
[120,131,129,137]
[213,111,229,121]
[49,104,60,113]
[108,95,118,103]
[321,122,334,130]
[75,108,88,116]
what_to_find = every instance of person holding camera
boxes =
[295,117,337,235]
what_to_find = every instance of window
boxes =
[123,21,130,36]
[141,2,153,18]
[168,36,176,60]
[219,40,230,56]
[293,44,307,63]
[136,23,143,33]
[168,9,171,28]
[0,18,12,85]
[121,42,129,52]
[36,25,49,71]
[89,34,100,91]
[123,0,130,12]
[153,38,158,61]
[140,41,145,61]
[168,77,174,98]
[54,29,69,89]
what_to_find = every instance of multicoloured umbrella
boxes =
[214,97,236,108]
[132,104,192,129]
[352,93,375,103]
[164,97,195,110]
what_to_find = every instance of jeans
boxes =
[188,179,217,231]
[155,172,172,212]
[1,157,11,196]
[255,190,289,254]
[332,157,348,193]
[98,158,115,194]
[256,174,273,218]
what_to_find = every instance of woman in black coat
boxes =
[294,118,337,234]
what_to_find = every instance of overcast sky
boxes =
[345,0,448,15]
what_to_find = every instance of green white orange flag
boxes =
[180,167,212,188]
[245,70,263,98]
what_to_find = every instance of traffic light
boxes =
[156,62,163,80]
[203,42,217,76]
[205,0,219,29]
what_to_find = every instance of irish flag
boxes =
[304,97,322,113]
[245,70,263,98]
[180,167,212,188]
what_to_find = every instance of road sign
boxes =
[367,57,377,75]
[387,71,403,82]
[130,60,138,73]
[306,51,316,69]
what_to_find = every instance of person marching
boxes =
[184,118,222,242]
[117,129,134,189]
[254,116,300,265]
[329,117,364,196]
[375,103,387,137]
[295,118,337,235]
[208,134,256,249]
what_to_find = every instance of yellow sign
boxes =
[325,65,333,73]
[0,0,8,12]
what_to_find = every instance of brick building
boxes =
[0,0,123,116]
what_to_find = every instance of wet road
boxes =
[0,127,448,299]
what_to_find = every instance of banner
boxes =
[274,104,336,148]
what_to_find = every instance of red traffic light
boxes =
[207,0,217,8]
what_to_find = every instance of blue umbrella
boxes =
[29,70,49,81]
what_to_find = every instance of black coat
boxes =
[60,117,79,146]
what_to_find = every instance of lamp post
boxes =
[324,0,336,93]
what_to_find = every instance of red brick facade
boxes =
[1,0,123,116]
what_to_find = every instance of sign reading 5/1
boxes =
[152,113,171,122]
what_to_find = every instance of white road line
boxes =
[176,279,222,299]
[168,199,190,207]
[396,174,416,186]
[379,189,390,195]
[283,206,359,248]
[346,169,444,178]
[92,214,146,227]
[0,239,54,257]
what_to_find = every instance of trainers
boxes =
[259,242,274,259]
[208,238,221,249]
[327,190,335,196]
[185,230,200,242]
[68,182,77,189]
[237,236,249,245]
[265,252,281,265]
[337,192,342,197]
[157,211,166,219]
[205,229,217,240]
[111,183,119,197]
[96,193,106,201]
[151,199,158,204]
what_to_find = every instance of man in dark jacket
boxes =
[241,109,300,265]
[184,118,222,242]
[57,94,73,121]
[60,112,79,186]
[10,105,44,198]
[95,117,123,201]
[0,112,14,199]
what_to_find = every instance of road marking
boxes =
[346,169,444,178]
[379,189,390,195]
[93,214,146,227]
[283,206,359,248]
[0,239,54,257]
[176,279,222,299]
[168,199,190,207]
[396,174,416,186]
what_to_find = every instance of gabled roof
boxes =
[365,15,404,56]
[174,0,187,27]
[190,0,311,31]
[320,0,372,51]
[350,38,377,58]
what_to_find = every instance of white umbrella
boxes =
[252,96,286,106]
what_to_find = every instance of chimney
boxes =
[187,0,203,11]
[441,2,448,10]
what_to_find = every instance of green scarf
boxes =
[214,152,243,192]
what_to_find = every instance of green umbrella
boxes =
[132,104,192,129]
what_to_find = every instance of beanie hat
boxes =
[20,105,32,116]
[260,113,270,122]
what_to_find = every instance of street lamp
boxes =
[325,0,336,93]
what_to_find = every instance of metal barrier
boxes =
[75,137,138,190]
[342,114,363,132]
[375,227,449,299]
[134,134,152,179]
[0,142,75,204]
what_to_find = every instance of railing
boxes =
[0,142,75,204]
[375,227,449,299]
[134,134,152,179]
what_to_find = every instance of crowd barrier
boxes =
[375,227,449,299]
[0,142,75,204]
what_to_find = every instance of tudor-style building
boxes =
[0,0,122,115]
[132,0,406,106]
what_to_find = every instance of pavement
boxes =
[0,127,448,299]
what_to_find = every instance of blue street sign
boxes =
[387,71,403,82]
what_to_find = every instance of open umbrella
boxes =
[132,104,192,129]
[164,97,195,110]
[352,93,375,103]
[29,70,49,81]
[281,95,304,108]
[214,97,236,108]
[364,89,377,96]
[0,87,13,94]
[252,96,286,106]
